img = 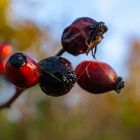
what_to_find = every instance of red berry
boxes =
[0,43,13,75]
[76,61,124,94]
[0,60,6,75]
[0,43,12,59]
[61,17,108,56]
[5,53,40,88]
[39,56,77,96]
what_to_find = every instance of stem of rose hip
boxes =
[55,48,65,56]
[0,87,25,109]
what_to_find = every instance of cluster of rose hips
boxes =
[1,17,125,103]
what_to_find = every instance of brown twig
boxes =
[0,87,25,109]
[55,48,65,56]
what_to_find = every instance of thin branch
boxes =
[0,87,25,109]
[55,48,65,56]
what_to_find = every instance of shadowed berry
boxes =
[61,17,108,57]
[5,53,40,88]
[0,60,6,75]
[76,61,124,94]
[39,56,77,96]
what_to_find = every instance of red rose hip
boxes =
[5,53,40,88]
[0,42,13,75]
[0,60,6,75]
[76,61,124,94]
[61,17,108,57]
[0,42,12,59]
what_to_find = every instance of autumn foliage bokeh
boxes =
[0,1,140,140]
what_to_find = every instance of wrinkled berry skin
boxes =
[61,17,107,56]
[76,61,124,94]
[39,56,77,96]
[5,53,40,88]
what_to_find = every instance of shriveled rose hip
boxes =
[61,17,108,57]
[39,56,77,97]
[76,61,124,94]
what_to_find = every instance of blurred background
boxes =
[0,0,140,139]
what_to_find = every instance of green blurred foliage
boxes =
[0,1,140,140]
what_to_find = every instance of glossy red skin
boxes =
[5,56,40,88]
[61,17,97,55]
[76,61,118,93]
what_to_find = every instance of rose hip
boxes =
[76,61,124,94]
[61,17,108,57]
[0,43,12,59]
[39,56,77,96]
[0,60,6,75]
[5,53,40,88]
